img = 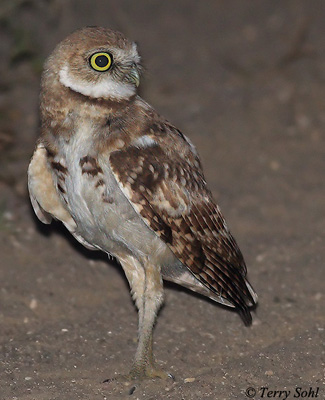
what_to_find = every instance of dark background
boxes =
[0,1,324,399]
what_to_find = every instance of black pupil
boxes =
[95,55,109,68]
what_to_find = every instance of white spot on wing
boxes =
[132,135,158,149]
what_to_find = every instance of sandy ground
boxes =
[0,1,324,399]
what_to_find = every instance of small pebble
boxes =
[256,254,266,263]
[3,211,14,221]
[184,377,196,383]
[270,160,280,171]
[265,370,274,376]
[29,299,37,310]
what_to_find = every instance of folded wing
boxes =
[109,138,257,325]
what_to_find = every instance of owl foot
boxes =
[103,364,174,383]
[128,363,174,381]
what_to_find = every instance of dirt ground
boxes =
[0,1,324,399]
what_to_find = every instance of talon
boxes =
[128,363,173,381]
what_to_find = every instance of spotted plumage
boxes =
[28,26,257,381]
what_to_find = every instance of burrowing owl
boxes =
[28,27,257,380]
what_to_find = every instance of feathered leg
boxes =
[120,256,168,380]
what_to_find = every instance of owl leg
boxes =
[120,256,169,380]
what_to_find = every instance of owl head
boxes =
[43,26,141,101]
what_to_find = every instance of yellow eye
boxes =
[89,52,113,72]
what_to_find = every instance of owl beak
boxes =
[127,67,140,87]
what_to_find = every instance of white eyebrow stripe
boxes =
[112,43,141,64]
[59,65,135,101]
[132,135,158,148]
